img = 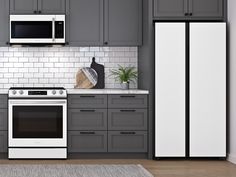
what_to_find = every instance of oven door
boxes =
[8,99,67,147]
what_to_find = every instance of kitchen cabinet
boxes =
[66,0,103,46]
[108,109,147,131]
[10,0,65,14]
[68,109,107,131]
[68,95,107,109]
[0,109,7,131]
[68,94,148,154]
[108,131,147,152]
[68,131,107,152]
[104,0,142,46]
[66,0,142,46]
[0,131,7,153]
[0,0,9,46]
[153,0,223,20]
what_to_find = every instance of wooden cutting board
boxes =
[74,67,98,89]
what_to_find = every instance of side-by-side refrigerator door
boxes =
[155,23,186,157]
[189,23,226,157]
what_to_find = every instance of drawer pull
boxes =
[80,95,95,98]
[120,110,136,112]
[80,110,96,112]
[120,95,135,98]
[80,132,95,135]
[120,132,136,135]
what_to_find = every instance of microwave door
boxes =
[10,21,53,43]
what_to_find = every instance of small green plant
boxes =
[110,65,138,83]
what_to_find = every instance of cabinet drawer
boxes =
[0,131,7,153]
[108,95,147,108]
[108,109,147,130]
[68,109,107,130]
[68,131,107,152]
[68,95,107,108]
[0,95,7,109]
[108,131,147,152]
[0,109,7,131]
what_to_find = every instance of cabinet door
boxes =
[153,0,188,18]
[108,109,147,131]
[0,109,7,131]
[68,109,107,131]
[0,0,9,46]
[104,0,142,46]
[108,131,147,152]
[190,23,226,157]
[68,131,107,152]
[0,131,7,153]
[38,0,65,14]
[155,23,186,157]
[189,0,223,18]
[10,0,37,14]
[66,0,103,46]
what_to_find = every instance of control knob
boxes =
[52,90,56,95]
[59,90,64,95]
[12,90,17,95]
[19,90,24,95]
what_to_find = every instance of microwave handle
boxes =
[52,18,55,41]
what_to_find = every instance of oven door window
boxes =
[11,21,52,38]
[13,106,62,138]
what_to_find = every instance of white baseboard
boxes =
[227,153,236,164]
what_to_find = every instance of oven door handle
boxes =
[9,100,67,105]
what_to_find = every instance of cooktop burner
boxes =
[9,87,66,90]
[8,87,67,98]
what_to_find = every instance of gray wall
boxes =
[228,0,236,164]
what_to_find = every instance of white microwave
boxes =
[10,15,65,44]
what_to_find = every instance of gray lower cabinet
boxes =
[108,109,147,131]
[153,0,224,19]
[68,109,107,130]
[38,0,65,14]
[104,0,142,46]
[0,109,7,131]
[66,0,103,46]
[0,131,7,153]
[10,0,38,14]
[0,0,9,46]
[108,131,147,152]
[108,95,147,109]
[68,131,107,152]
[68,95,107,109]
[0,95,7,109]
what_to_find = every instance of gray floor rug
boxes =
[0,164,153,177]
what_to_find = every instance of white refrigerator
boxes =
[155,22,226,157]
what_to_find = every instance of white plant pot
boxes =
[120,82,129,90]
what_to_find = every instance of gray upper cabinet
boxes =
[153,0,188,18]
[10,0,38,14]
[66,0,103,46]
[104,0,142,46]
[10,0,65,14]
[153,0,224,19]
[38,0,65,14]
[189,0,223,18]
[0,0,9,46]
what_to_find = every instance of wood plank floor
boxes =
[0,159,236,177]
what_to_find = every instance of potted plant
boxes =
[110,65,138,89]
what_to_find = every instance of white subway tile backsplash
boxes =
[0,47,138,89]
